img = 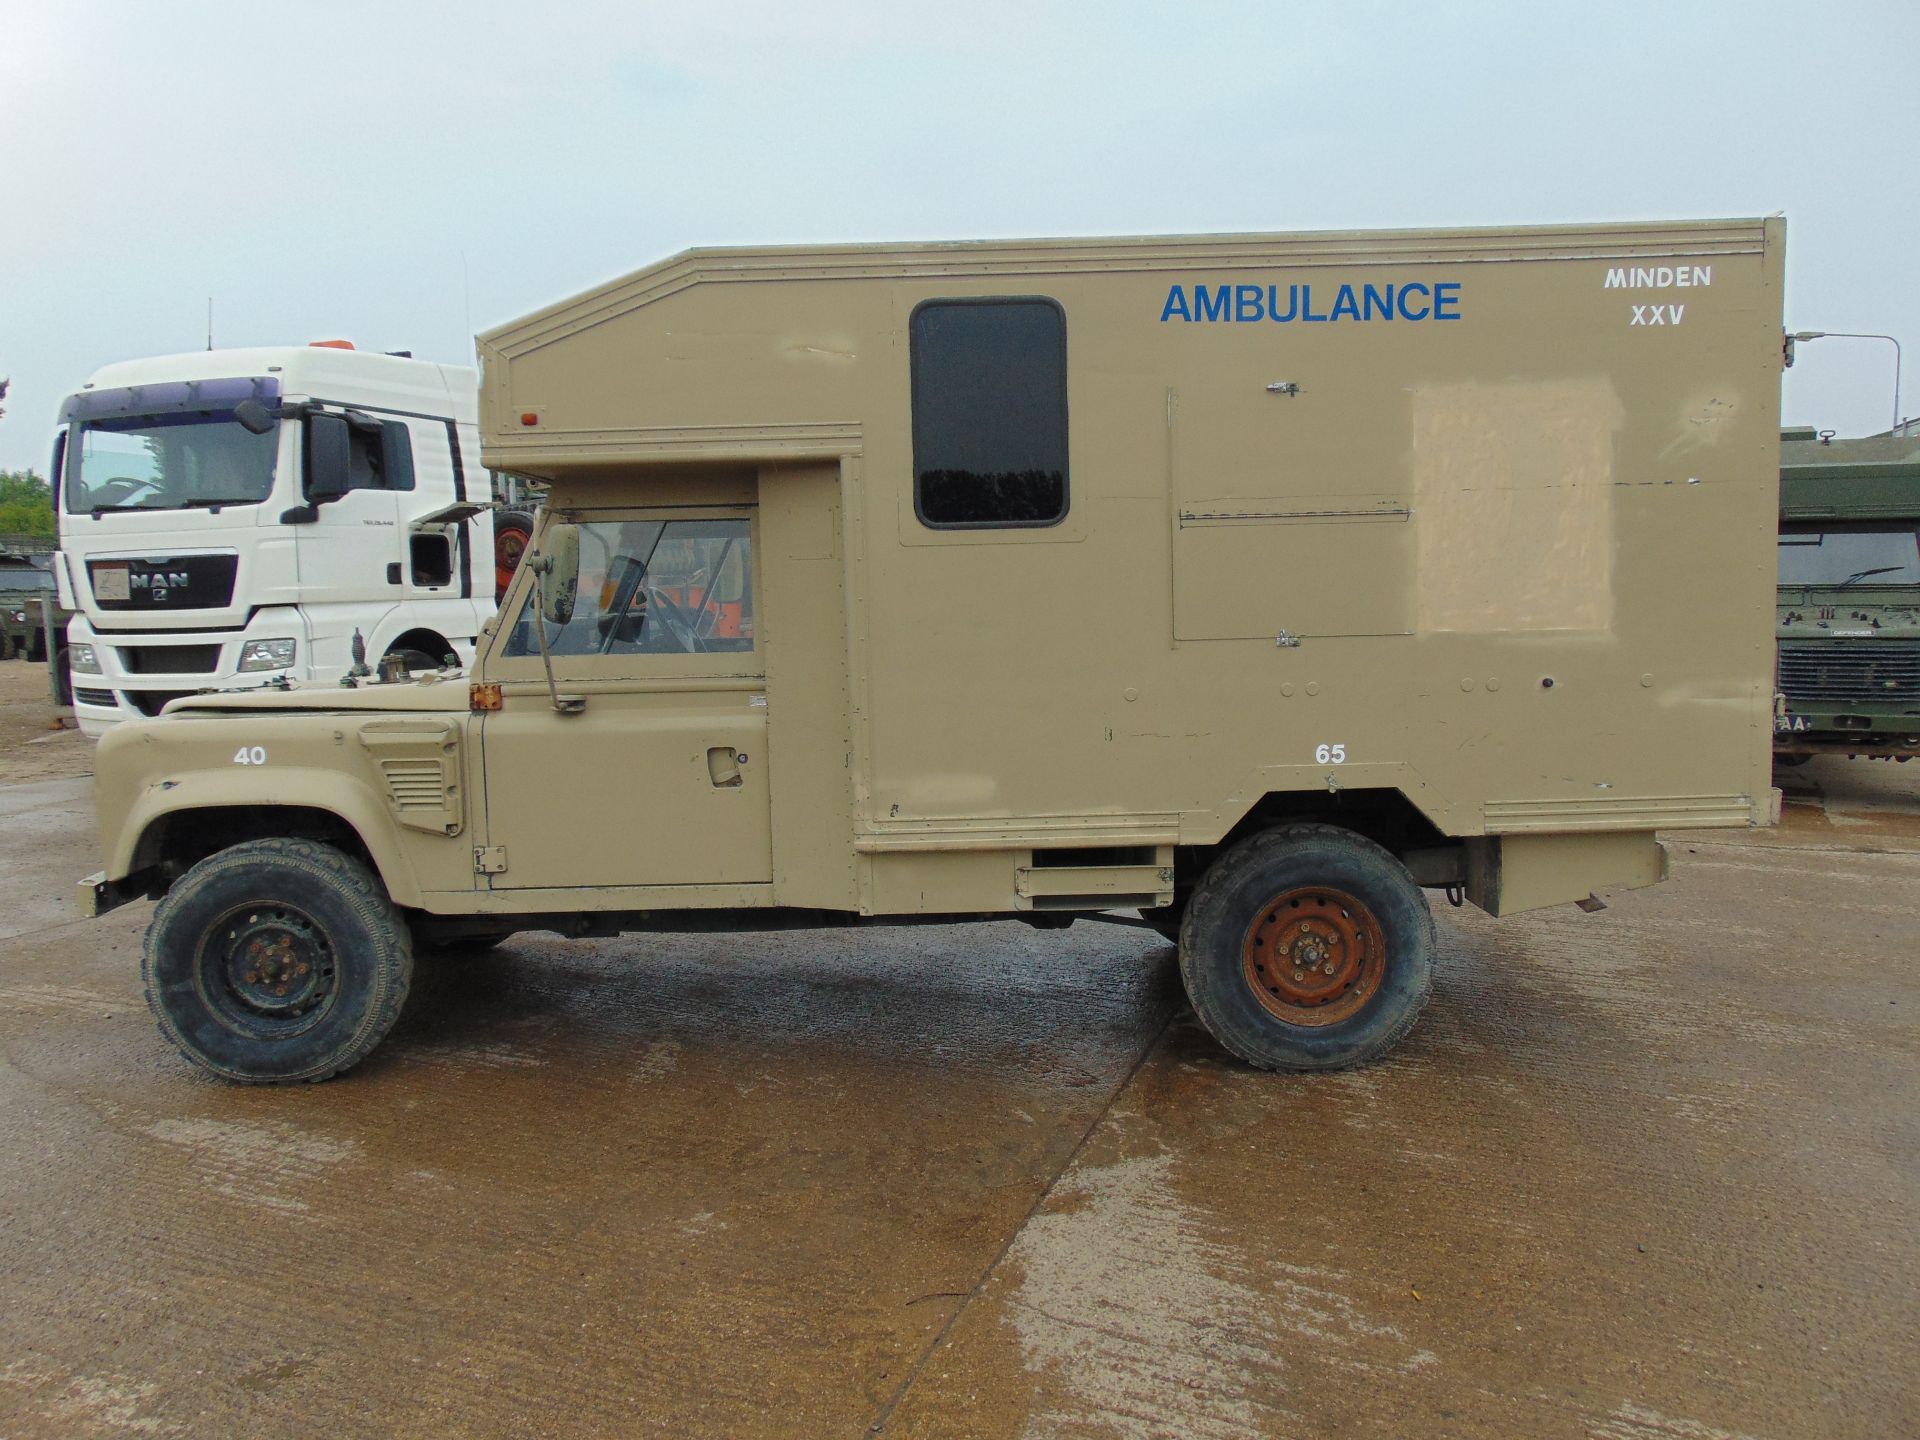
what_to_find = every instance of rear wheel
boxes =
[143,839,413,1084]
[1179,824,1433,1070]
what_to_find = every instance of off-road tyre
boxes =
[1179,824,1434,1071]
[143,838,413,1084]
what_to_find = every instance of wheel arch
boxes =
[1219,786,1452,858]
[1182,765,1461,882]
[382,626,456,666]
[121,785,426,908]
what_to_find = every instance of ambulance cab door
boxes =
[476,508,771,892]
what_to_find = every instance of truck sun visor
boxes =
[58,375,281,425]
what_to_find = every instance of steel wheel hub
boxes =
[214,907,336,1023]
[1242,886,1386,1027]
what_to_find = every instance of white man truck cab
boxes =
[53,344,501,735]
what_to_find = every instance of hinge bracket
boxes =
[474,845,507,875]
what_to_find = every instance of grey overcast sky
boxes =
[2,0,1915,473]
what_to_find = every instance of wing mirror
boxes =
[535,523,580,626]
[232,397,277,435]
[303,413,353,504]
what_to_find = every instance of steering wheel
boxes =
[595,553,649,652]
[79,476,152,509]
[643,585,704,653]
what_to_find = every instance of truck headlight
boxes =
[238,638,297,672]
[69,642,101,673]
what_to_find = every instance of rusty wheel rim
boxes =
[198,902,339,1039]
[1242,886,1386,1027]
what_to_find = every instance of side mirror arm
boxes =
[529,554,586,715]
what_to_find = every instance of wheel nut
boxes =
[1294,969,1306,982]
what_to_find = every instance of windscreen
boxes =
[65,413,277,515]
[503,518,755,657]
[1777,523,1920,587]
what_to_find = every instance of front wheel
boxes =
[1179,824,1433,1071]
[143,839,413,1084]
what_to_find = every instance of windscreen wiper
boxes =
[1837,566,1903,588]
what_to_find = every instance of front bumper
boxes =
[77,868,157,919]
[68,615,298,736]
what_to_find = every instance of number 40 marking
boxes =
[233,746,268,765]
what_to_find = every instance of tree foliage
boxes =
[0,470,56,538]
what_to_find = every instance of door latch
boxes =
[707,747,744,788]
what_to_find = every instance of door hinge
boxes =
[473,845,508,875]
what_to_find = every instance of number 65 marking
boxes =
[233,745,268,765]
[1314,743,1347,765]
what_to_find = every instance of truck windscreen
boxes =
[1777,523,1920,586]
[65,413,276,515]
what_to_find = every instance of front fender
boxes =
[94,712,472,908]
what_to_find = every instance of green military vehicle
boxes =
[83,218,1787,1085]
[0,538,73,699]
[1775,427,1920,761]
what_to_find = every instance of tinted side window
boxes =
[347,420,414,493]
[911,298,1068,528]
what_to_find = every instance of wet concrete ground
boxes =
[1,751,1914,1438]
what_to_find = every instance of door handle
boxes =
[706,746,744,788]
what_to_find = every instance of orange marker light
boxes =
[520,412,540,427]
[309,339,355,350]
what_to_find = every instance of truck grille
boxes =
[87,554,238,612]
[116,644,221,675]
[73,687,118,708]
[1778,640,1920,709]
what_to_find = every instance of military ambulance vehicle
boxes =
[85,219,1787,1083]
[52,344,525,735]
[1774,426,1920,761]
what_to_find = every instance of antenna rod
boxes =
[206,298,213,351]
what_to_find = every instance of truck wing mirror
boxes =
[232,398,276,435]
[303,413,352,504]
